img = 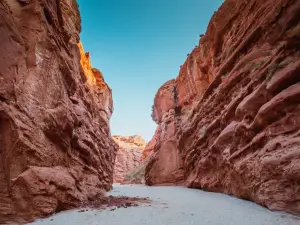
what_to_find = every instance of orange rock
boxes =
[146,0,300,215]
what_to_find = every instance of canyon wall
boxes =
[113,135,146,183]
[0,0,117,224]
[146,0,300,214]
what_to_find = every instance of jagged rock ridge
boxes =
[146,0,300,214]
[0,0,117,223]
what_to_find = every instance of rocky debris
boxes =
[113,135,146,183]
[0,0,117,224]
[146,0,300,215]
[77,194,151,211]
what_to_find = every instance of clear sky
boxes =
[77,0,223,141]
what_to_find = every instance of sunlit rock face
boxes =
[78,42,113,121]
[113,136,147,183]
[0,0,117,223]
[146,0,300,215]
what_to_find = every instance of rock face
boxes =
[113,136,146,183]
[146,80,185,185]
[146,0,300,214]
[0,0,117,224]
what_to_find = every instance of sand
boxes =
[28,184,300,225]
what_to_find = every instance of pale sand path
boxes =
[28,184,300,225]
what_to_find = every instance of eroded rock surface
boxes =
[0,0,117,223]
[113,136,146,183]
[146,0,300,214]
[146,80,185,186]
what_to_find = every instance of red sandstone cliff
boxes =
[113,136,146,183]
[146,0,300,214]
[0,0,117,224]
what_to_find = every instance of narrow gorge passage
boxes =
[29,185,300,225]
[1,0,300,224]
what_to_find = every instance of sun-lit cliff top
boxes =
[113,135,147,150]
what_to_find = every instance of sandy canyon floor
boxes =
[28,184,300,225]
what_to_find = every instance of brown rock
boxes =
[141,135,156,161]
[0,0,117,224]
[146,80,185,186]
[146,0,300,215]
[113,136,146,183]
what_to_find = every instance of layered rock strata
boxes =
[113,136,146,183]
[0,0,117,223]
[146,0,300,214]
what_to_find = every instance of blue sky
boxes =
[78,0,223,141]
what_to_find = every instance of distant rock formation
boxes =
[113,136,146,183]
[0,0,117,223]
[146,0,300,215]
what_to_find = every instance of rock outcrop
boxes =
[146,0,300,214]
[0,0,117,224]
[113,136,146,183]
[146,80,185,185]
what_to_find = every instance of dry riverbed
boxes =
[28,184,300,225]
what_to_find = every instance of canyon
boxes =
[1,0,300,224]
[145,0,300,215]
[0,0,116,224]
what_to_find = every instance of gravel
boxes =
[28,184,300,225]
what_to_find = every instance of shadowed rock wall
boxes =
[0,0,117,223]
